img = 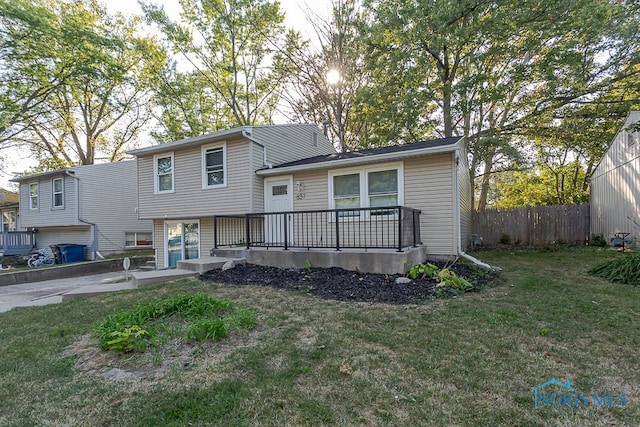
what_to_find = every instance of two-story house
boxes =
[130,124,473,273]
[129,124,337,268]
[12,161,153,260]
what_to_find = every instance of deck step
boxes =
[176,256,246,274]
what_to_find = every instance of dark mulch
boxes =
[200,261,499,305]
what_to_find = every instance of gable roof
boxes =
[10,161,136,183]
[257,136,464,176]
[127,124,327,157]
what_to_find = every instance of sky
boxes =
[0,0,332,189]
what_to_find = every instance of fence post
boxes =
[411,209,418,248]
[397,206,403,252]
[335,210,341,251]
[213,216,218,249]
[283,213,289,250]
[245,215,250,250]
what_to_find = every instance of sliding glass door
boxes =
[165,221,199,267]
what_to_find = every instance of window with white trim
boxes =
[154,153,174,193]
[29,182,38,210]
[330,164,402,217]
[125,231,153,248]
[52,177,64,208]
[368,169,398,214]
[202,143,226,188]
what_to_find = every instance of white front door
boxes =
[264,176,293,245]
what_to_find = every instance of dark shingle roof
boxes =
[268,136,462,169]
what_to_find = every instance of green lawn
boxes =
[0,247,638,426]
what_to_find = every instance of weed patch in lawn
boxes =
[95,292,257,353]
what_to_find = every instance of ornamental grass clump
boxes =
[587,253,640,286]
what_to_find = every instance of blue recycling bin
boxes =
[58,244,86,263]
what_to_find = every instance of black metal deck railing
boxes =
[0,231,36,255]
[214,206,421,252]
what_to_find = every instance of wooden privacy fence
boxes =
[473,204,590,246]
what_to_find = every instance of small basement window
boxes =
[125,232,153,248]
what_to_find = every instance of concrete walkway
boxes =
[0,271,130,313]
[0,256,245,313]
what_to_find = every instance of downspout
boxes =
[452,148,499,271]
[242,128,272,169]
[68,172,97,260]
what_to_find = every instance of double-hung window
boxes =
[333,173,361,217]
[368,169,398,215]
[52,177,64,208]
[202,143,226,188]
[29,182,39,210]
[154,153,174,194]
[330,163,402,218]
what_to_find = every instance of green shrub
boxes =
[408,262,439,279]
[591,234,607,247]
[407,262,473,290]
[103,325,150,353]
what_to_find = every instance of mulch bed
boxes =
[200,261,499,305]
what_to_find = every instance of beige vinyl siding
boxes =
[153,217,214,269]
[280,155,458,255]
[138,136,253,219]
[590,111,640,242]
[404,154,456,256]
[250,142,265,212]
[18,174,79,228]
[251,124,336,166]
[457,142,472,251]
[291,169,329,211]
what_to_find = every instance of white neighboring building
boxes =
[590,111,640,244]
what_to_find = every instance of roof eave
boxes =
[127,128,246,156]
[256,138,464,176]
[11,169,75,183]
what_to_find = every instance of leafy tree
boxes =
[0,1,70,147]
[142,0,296,140]
[150,61,236,142]
[361,0,640,210]
[0,0,165,169]
[490,165,590,208]
[282,0,369,151]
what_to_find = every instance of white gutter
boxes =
[256,140,462,176]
